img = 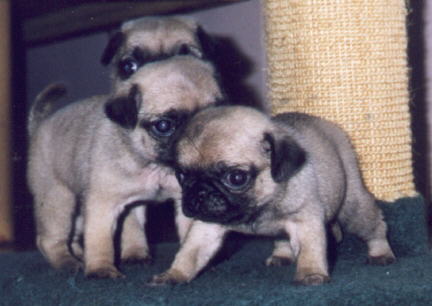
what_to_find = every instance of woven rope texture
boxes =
[264,0,416,201]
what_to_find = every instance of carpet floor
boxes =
[0,197,431,305]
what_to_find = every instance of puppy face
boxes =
[175,106,305,225]
[101,16,210,84]
[105,56,223,163]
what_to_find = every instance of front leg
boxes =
[174,200,193,244]
[83,192,124,279]
[120,206,152,264]
[286,218,330,286]
[150,221,227,285]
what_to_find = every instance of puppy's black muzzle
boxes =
[181,178,259,225]
[182,181,231,222]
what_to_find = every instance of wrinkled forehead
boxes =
[123,19,198,53]
[139,76,206,114]
[125,59,220,114]
[177,112,268,168]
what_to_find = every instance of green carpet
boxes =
[1,197,431,305]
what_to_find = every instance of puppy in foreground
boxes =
[152,106,396,286]
[27,56,223,278]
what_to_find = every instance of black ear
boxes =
[105,85,142,129]
[101,31,125,66]
[174,43,203,59]
[196,26,216,61]
[264,132,306,183]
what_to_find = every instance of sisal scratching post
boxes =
[264,0,416,201]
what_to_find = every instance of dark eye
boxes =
[118,57,139,78]
[222,169,250,190]
[151,118,175,137]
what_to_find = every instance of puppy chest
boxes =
[234,215,287,236]
[133,166,179,197]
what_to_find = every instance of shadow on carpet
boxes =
[1,197,431,305]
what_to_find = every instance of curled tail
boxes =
[28,83,67,135]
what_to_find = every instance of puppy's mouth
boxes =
[183,189,227,219]
[182,184,257,225]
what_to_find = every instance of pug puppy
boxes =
[151,106,396,286]
[101,15,211,87]
[27,56,223,278]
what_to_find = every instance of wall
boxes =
[26,0,267,107]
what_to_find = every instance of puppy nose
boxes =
[198,189,208,198]
[184,188,207,214]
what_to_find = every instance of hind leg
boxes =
[266,240,295,266]
[34,183,82,272]
[69,215,84,260]
[338,192,395,265]
[330,222,343,243]
[120,206,151,264]
[266,223,342,267]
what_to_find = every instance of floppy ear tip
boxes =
[104,86,141,129]
[104,97,129,126]
[101,31,125,66]
[129,84,140,100]
[196,25,216,55]
[265,132,306,183]
[289,141,306,167]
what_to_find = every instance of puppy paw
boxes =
[265,255,293,267]
[85,266,125,279]
[121,246,151,264]
[148,270,189,286]
[367,254,396,266]
[294,274,330,286]
[54,257,83,274]
[122,253,153,265]
[123,256,153,265]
